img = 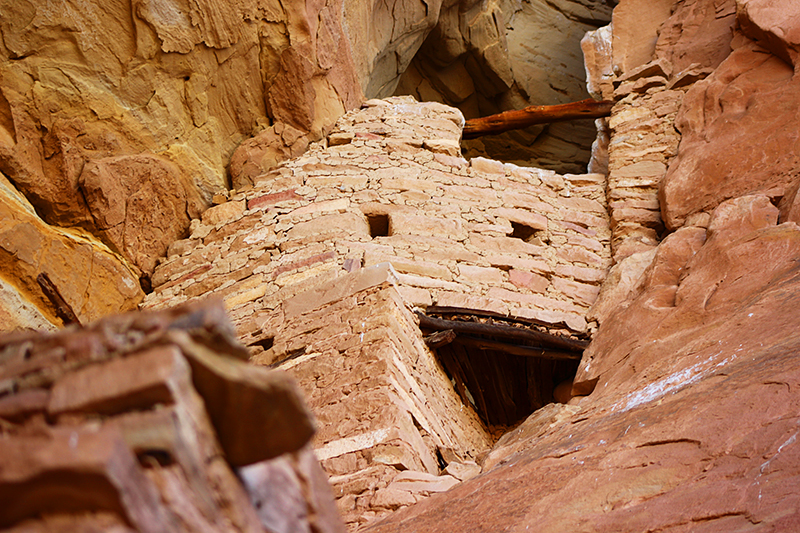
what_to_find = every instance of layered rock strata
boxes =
[0,299,343,533]
[0,172,144,330]
[143,96,613,528]
[584,0,739,263]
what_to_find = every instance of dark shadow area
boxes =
[418,308,587,436]
[366,213,391,238]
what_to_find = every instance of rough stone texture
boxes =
[79,154,191,275]
[351,2,800,531]
[0,171,143,331]
[653,0,736,74]
[605,80,683,260]
[661,6,800,229]
[0,0,620,331]
[0,0,363,221]
[0,299,344,533]
[6,2,800,532]
[611,0,675,75]
[258,269,492,529]
[145,97,612,335]
[395,0,613,173]
[230,123,311,190]
[579,0,741,261]
[343,0,446,100]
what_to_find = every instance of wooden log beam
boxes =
[462,99,613,140]
[36,272,81,326]
[415,312,588,352]
[424,329,457,348]
[452,336,580,361]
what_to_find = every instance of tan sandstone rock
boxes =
[0,172,143,331]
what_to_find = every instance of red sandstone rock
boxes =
[661,8,800,229]
[736,0,800,67]
[611,0,675,75]
[0,300,341,532]
[79,154,191,275]
[654,0,736,74]
[229,123,310,190]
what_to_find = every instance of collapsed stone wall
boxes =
[0,301,343,533]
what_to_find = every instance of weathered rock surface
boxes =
[395,0,614,173]
[653,0,736,73]
[145,97,612,336]
[659,0,800,230]
[4,1,800,532]
[0,0,619,328]
[0,0,365,284]
[79,154,191,275]
[0,299,344,533]
[355,2,800,531]
[661,38,800,229]
[0,171,143,331]
[143,97,610,529]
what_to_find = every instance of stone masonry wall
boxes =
[253,265,492,528]
[143,96,613,529]
[145,97,612,336]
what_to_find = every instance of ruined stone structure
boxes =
[143,96,612,528]
[2,0,800,532]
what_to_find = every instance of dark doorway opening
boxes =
[418,307,587,436]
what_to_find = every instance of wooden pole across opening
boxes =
[462,99,613,140]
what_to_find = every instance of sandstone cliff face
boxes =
[0,0,363,261]
[0,171,143,329]
[2,0,800,532]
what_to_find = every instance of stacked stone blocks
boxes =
[143,96,613,529]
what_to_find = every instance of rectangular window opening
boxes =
[366,213,391,238]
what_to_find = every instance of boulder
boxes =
[660,0,800,230]
[79,154,191,275]
[0,0,364,245]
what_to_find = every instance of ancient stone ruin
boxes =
[2,0,800,532]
